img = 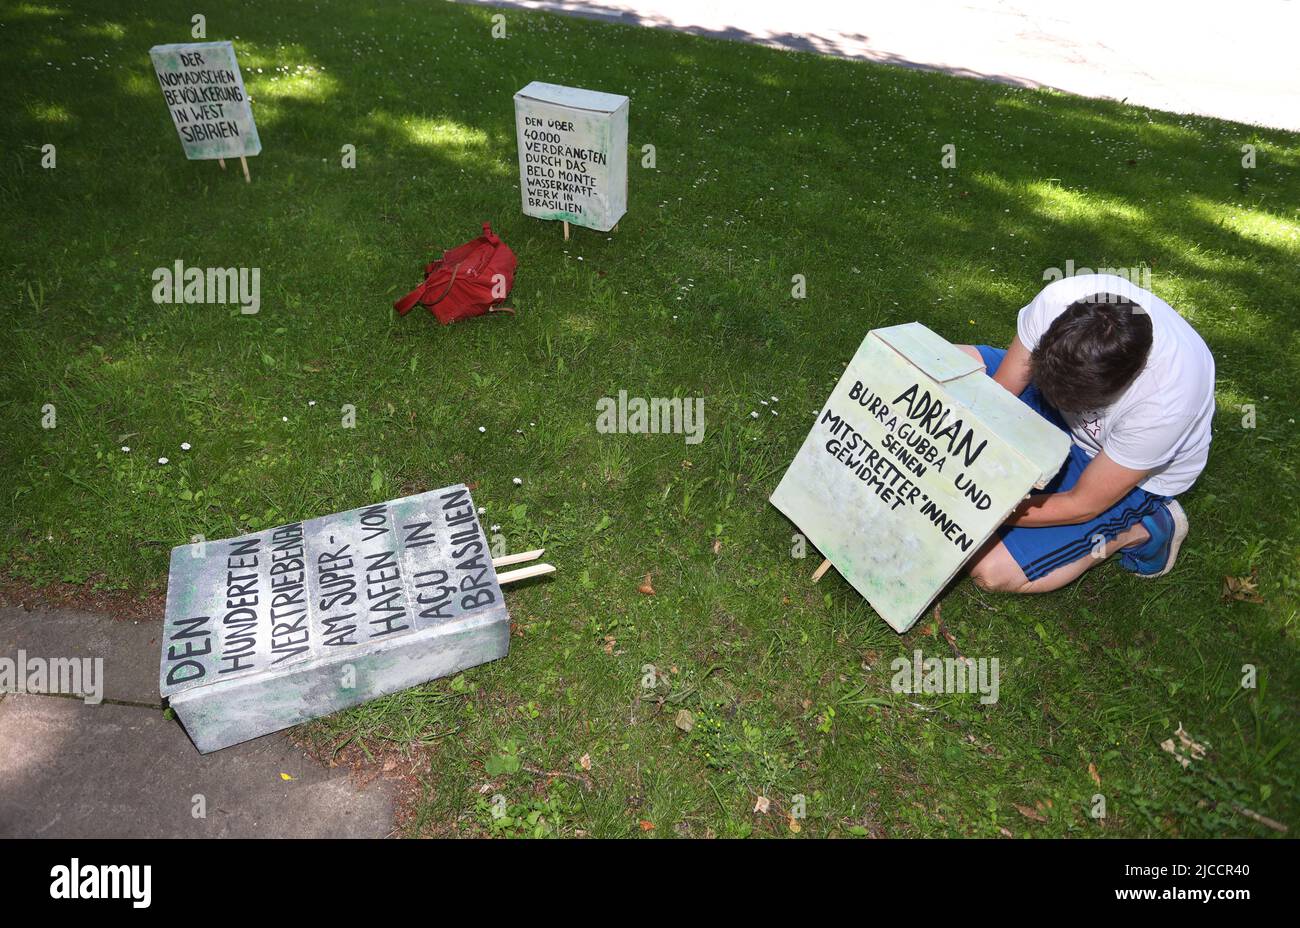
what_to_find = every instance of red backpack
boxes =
[394,223,517,324]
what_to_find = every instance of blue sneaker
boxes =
[1119,499,1188,578]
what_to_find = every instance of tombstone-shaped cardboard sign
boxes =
[160,485,506,752]
[514,81,628,232]
[770,323,1071,633]
[149,40,261,160]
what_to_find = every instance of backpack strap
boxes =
[394,261,461,315]
[394,282,428,315]
[423,261,462,309]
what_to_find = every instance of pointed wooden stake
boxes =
[811,558,832,583]
[218,158,227,170]
[562,220,570,240]
[239,156,251,183]
[492,548,544,568]
[497,562,556,585]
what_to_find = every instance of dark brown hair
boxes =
[1031,293,1152,412]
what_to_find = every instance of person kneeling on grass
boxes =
[960,273,1215,593]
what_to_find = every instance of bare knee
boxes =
[956,344,983,362]
[971,567,1021,594]
[969,544,1028,593]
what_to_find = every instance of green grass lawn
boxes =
[2,0,1297,837]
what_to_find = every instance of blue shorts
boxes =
[975,345,1169,581]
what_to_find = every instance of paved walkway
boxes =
[0,606,395,838]
[461,0,1299,131]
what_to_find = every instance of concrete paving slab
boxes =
[457,0,1300,131]
[0,606,161,705]
[0,695,395,838]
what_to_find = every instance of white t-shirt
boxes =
[1017,274,1216,497]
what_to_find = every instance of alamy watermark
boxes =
[1043,260,1150,293]
[152,260,261,314]
[50,858,151,908]
[596,390,704,445]
[890,649,999,705]
[1,651,104,704]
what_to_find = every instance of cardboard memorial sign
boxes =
[149,40,261,162]
[160,485,528,753]
[514,81,628,233]
[770,323,1071,633]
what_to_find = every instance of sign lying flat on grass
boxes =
[149,40,261,160]
[160,485,507,752]
[770,323,1070,633]
[514,81,628,232]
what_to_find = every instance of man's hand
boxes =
[1009,451,1149,527]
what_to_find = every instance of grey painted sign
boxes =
[149,40,261,160]
[771,323,1071,633]
[160,485,508,752]
[515,81,629,232]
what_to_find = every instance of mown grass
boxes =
[1,0,1297,837]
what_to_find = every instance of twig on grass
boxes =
[521,764,593,792]
[933,603,973,666]
[1232,804,1288,833]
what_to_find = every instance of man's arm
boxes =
[1008,451,1150,527]
[991,335,1034,396]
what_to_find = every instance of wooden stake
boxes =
[497,562,556,586]
[811,558,832,583]
[218,158,227,170]
[492,548,544,568]
[1232,804,1288,833]
[239,156,250,184]
[562,220,570,240]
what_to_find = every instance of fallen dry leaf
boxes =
[1162,722,1209,768]
[279,772,295,782]
[1160,738,1184,766]
[639,820,655,831]
[1222,571,1265,604]
[712,538,722,554]
[787,813,802,833]
[1013,803,1046,823]
[674,709,695,732]
[602,635,616,655]
[579,753,592,771]
[753,795,770,814]
[1088,762,1101,786]
[638,573,655,595]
